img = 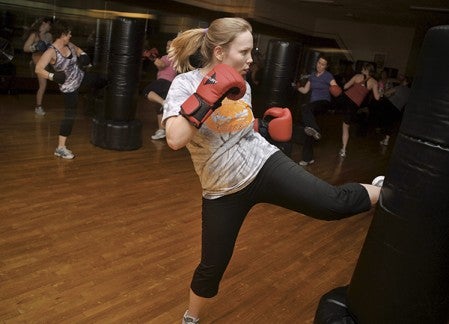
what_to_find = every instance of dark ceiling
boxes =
[5,0,449,33]
[121,0,449,29]
[272,0,449,27]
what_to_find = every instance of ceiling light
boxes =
[298,0,335,4]
[89,9,156,19]
[410,5,449,13]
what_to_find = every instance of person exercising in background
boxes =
[35,20,104,159]
[377,76,412,146]
[23,17,53,116]
[296,54,340,166]
[337,63,380,158]
[161,17,382,324]
[142,39,177,140]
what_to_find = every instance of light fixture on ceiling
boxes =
[88,9,156,19]
[298,0,335,4]
[410,5,449,13]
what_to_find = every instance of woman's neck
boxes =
[53,39,66,49]
[200,64,214,76]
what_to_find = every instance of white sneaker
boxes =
[372,175,385,187]
[182,310,199,324]
[304,126,321,140]
[54,147,74,159]
[35,106,46,116]
[151,129,166,140]
[299,159,315,166]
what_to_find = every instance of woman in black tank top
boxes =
[338,63,380,157]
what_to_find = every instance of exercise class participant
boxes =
[23,17,53,116]
[162,17,382,324]
[337,63,380,158]
[35,20,104,159]
[142,39,177,140]
[296,54,340,165]
[378,76,412,146]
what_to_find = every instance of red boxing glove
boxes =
[181,64,246,128]
[263,107,292,142]
[329,84,342,97]
[142,48,159,61]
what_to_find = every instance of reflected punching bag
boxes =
[295,48,321,106]
[91,17,145,151]
[315,25,449,324]
[256,40,301,116]
[298,48,321,81]
[93,18,112,75]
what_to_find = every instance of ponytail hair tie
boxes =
[204,28,208,34]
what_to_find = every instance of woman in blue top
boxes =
[162,17,381,324]
[296,55,339,165]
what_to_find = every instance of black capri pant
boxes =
[59,72,106,137]
[191,150,371,298]
[142,78,172,99]
[60,90,79,137]
[142,78,172,114]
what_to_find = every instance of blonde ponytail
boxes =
[168,28,206,73]
[169,17,252,74]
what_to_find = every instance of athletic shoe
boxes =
[299,159,315,166]
[304,126,321,140]
[35,106,46,116]
[182,311,199,324]
[339,149,346,157]
[54,147,74,159]
[151,129,166,140]
[380,138,389,146]
[372,175,385,187]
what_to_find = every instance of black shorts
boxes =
[337,94,360,124]
[142,78,172,99]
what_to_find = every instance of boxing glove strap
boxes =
[180,93,215,128]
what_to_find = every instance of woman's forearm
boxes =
[165,115,197,150]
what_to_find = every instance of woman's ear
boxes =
[213,46,224,62]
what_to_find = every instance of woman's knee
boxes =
[326,183,372,218]
[190,261,227,298]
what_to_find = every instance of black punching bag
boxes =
[298,48,321,80]
[93,18,112,76]
[257,40,301,116]
[295,48,321,106]
[91,17,145,151]
[315,25,449,324]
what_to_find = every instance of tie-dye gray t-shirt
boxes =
[162,69,279,199]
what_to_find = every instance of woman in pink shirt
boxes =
[142,40,177,140]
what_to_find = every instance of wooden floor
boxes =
[0,93,391,323]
